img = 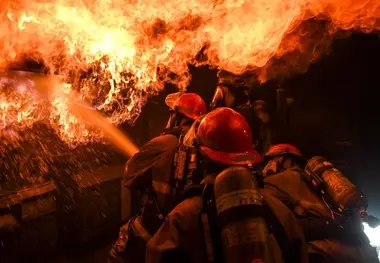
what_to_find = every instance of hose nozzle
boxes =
[361,211,380,228]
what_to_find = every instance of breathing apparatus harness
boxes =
[197,163,290,263]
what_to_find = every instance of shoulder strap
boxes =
[179,183,219,262]
[200,183,293,263]
[261,202,293,263]
[200,184,224,263]
[172,142,188,197]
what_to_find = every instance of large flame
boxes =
[0,0,379,144]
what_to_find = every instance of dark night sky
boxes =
[352,34,380,217]
[128,32,380,217]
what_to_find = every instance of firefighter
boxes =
[108,92,207,263]
[262,144,379,263]
[210,75,272,154]
[145,108,309,263]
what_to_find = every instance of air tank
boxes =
[214,166,275,263]
[304,156,368,215]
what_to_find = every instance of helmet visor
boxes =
[165,92,182,110]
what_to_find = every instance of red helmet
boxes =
[165,92,207,120]
[196,107,262,165]
[265,144,302,158]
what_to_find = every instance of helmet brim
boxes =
[164,92,202,120]
[200,146,262,166]
[165,92,182,110]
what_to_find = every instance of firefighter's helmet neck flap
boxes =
[209,86,225,110]
[165,110,180,130]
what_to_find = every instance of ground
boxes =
[53,243,113,263]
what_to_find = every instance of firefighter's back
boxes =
[264,169,379,263]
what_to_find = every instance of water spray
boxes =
[0,68,139,157]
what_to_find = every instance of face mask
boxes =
[262,159,278,177]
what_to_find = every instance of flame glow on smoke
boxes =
[0,0,379,145]
[363,223,380,259]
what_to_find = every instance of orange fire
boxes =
[0,0,379,144]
